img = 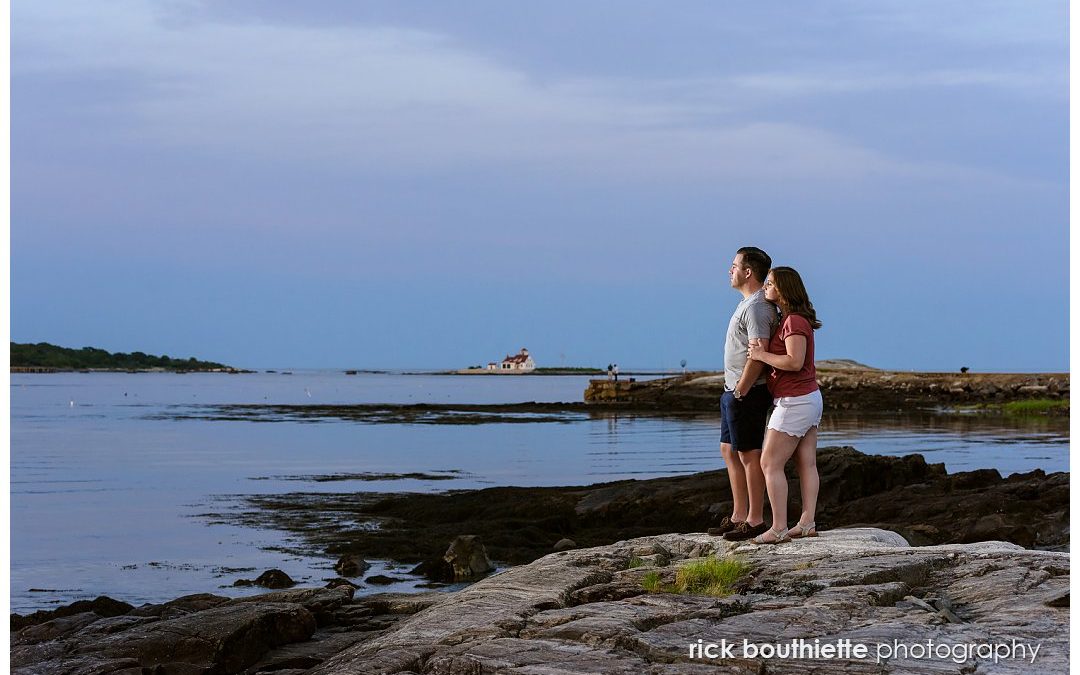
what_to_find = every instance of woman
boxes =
[745,267,823,544]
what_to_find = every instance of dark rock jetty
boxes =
[585,364,1070,411]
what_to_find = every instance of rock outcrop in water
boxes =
[584,367,1070,411]
[12,530,1068,674]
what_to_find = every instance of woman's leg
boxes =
[793,427,819,527]
[760,429,800,537]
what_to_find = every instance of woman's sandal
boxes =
[749,527,790,545]
[788,522,818,539]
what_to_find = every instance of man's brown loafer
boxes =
[723,521,769,541]
[707,516,740,536]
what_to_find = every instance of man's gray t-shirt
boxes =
[724,289,777,390]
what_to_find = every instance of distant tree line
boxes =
[10,342,230,371]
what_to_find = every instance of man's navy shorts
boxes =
[720,383,771,452]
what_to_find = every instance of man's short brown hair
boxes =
[736,246,771,283]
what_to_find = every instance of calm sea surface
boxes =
[11,371,1069,612]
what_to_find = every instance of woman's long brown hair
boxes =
[769,266,822,329]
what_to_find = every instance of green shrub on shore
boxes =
[640,557,749,597]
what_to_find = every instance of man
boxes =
[709,246,777,541]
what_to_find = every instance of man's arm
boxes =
[733,345,766,397]
[734,302,777,397]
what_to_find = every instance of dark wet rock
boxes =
[357,591,443,616]
[325,577,362,591]
[233,569,296,589]
[241,631,371,674]
[947,468,1002,490]
[232,587,355,627]
[444,535,494,581]
[13,611,104,645]
[10,595,134,631]
[99,603,316,673]
[365,575,404,586]
[12,599,318,674]
[231,586,355,607]
[10,588,355,674]
[334,554,371,577]
[227,447,1066,584]
[824,455,1068,551]
[159,401,592,425]
[553,537,577,551]
[409,557,454,582]
[128,592,231,618]
[258,471,464,483]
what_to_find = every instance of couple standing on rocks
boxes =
[709,246,824,545]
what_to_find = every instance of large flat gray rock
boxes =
[308,529,1067,674]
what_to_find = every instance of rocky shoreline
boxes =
[199,447,1067,579]
[12,446,1070,673]
[12,530,1068,674]
[584,366,1070,411]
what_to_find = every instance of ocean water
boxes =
[11,371,1068,613]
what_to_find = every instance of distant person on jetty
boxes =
[745,266,823,544]
[613,364,619,381]
[709,246,777,542]
[607,364,614,381]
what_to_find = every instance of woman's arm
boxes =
[748,335,806,372]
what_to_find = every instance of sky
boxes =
[11,1,1069,371]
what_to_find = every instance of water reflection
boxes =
[585,411,1068,477]
[820,411,1068,439]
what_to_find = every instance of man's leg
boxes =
[738,449,766,526]
[720,442,748,522]
[737,384,773,527]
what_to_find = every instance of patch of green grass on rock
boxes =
[641,571,663,592]
[674,558,750,597]
[641,557,750,597]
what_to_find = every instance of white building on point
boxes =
[487,348,536,373]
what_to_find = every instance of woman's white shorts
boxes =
[767,389,823,438]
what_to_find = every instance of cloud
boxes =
[839,0,1066,48]
[14,1,1061,190]
[728,68,1063,97]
